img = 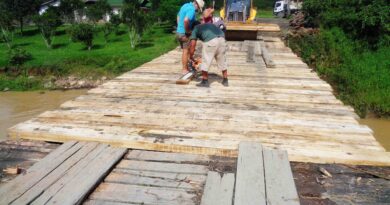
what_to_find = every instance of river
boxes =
[0,90,87,140]
[0,90,389,151]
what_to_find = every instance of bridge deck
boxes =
[8,39,390,166]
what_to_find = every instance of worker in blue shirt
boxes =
[176,0,204,74]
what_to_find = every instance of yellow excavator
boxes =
[219,0,280,40]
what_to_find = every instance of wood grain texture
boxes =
[234,142,266,205]
[7,40,389,166]
[201,171,235,205]
[263,148,300,205]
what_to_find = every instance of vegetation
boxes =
[69,23,95,50]
[0,24,177,91]
[33,7,63,49]
[288,0,390,118]
[122,0,149,49]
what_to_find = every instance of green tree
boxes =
[33,8,63,49]
[10,0,43,34]
[155,0,186,24]
[122,0,147,49]
[86,0,112,23]
[58,0,84,24]
[69,23,95,50]
[0,1,15,48]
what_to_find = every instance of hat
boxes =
[195,0,205,12]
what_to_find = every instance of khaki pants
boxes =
[200,37,227,72]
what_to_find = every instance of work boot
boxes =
[196,79,209,87]
[222,78,229,87]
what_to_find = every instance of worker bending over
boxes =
[176,0,205,74]
[189,23,228,87]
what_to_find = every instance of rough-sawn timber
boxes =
[7,39,390,166]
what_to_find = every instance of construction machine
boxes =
[219,0,280,40]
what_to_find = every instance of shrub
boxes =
[8,48,32,76]
[58,0,84,24]
[101,22,113,43]
[69,23,95,50]
[302,0,390,48]
[288,28,390,117]
[109,13,121,35]
[33,7,62,49]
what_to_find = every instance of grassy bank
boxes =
[287,0,389,118]
[288,28,389,118]
[0,24,177,91]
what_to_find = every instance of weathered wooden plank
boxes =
[234,142,266,205]
[12,142,99,204]
[126,150,211,163]
[117,160,208,175]
[30,144,109,204]
[111,168,207,183]
[0,141,79,204]
[105,172,204,190]
[201,171,235,205]
[263,148,300,205]
[84,200,131,205]
[43,147,127,205]
[89,183,197,205]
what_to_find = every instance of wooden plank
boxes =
[84,200,131,205]
[12,142,99,204]
[111,168,207,184]
[105,172,204,190]
[201,171,235,205]
[234,142,266,205]
[43,147,127,205]
[30,144,110,204]
[89,183,197,205]
[116,160,208,175]
[260,41,276,68]
[0,141,79,204]
[263,148,300,205]
[126,150,211,163]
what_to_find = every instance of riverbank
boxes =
[0,24,177,91]
[283,0,389,118]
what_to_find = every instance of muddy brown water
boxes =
[0,90,389,151]
[0,90,87,140]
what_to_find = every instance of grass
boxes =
[288,28,390,118]
[0,23,177,91]
[256,9,275,18]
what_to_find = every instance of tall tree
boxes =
[58,0,84,24]
[122,0,147,49]
[33,7,62,48]
[11,0,43,34]
[0,0,15,48]
[86,0,112,23]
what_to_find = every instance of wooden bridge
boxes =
[8,37,390,166]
